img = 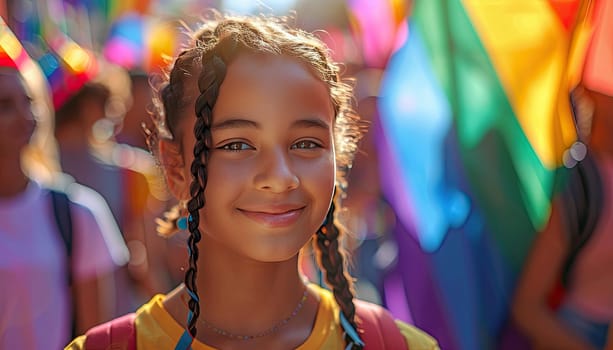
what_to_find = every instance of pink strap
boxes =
[84,313,137,350]
[355,299,408,349]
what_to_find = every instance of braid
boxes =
[315,189,363,350]
[184,54,228,337]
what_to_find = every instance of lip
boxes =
[238,206,305,228]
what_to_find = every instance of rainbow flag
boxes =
[0,19,33,70]
[103,13,178,73]
[347,0,409,68]
[103,13,146,69]
[85,0,151,24]
[377,1,595,349]
[37,32,98,109]
[410,0,592,265]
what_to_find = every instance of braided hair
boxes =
[149,12,364,348]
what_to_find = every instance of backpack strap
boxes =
[355,299,408,349]
[560,150,603,287]
[50,190,74,278]
[85,313,137,350]
[50,190,77,337]
[547,150,604,310]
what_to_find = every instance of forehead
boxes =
[226,53,324,85]
[213,53,333,118]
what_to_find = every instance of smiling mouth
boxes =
[238,207,305,228]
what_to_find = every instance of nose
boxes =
[254,148,300,193]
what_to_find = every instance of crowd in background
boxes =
[0,0,611,349]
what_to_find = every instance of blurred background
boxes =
[1,0,611,349]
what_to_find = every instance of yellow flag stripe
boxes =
[463,0,589,168]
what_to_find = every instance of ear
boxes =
[159,139,190,201]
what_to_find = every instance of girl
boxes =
[67,12,439,349]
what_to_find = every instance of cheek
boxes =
[298,154,336,198]
[202,157,250,198]
[9,116,35,141]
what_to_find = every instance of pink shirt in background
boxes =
[0,180,128,349]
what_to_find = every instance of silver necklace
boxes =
[200,288,309,341]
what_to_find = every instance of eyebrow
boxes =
[293,118,330,130]
[211,117,330,131]
[211,118,258,131]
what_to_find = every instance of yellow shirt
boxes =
[66,285,439,349]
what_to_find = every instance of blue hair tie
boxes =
[175,329,193,350]
[177,216,188,231]
[339,311,364,347]
[186,288,199,302]
[187,309,193,324]
[178,215,194,231]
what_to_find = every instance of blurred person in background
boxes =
[512,85,613,350]
[47,50,172,310]
[512,1,613,348]
[116,70,153,150]
[0,22,129,349]
[115,69,182,291]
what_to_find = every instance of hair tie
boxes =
[339,311,364,347]
[186,287,199,303]
[177,216,188,231]
[174,329,194,350]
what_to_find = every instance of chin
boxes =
[258,254,298,263]
[246,238,310,263]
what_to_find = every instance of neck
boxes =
[199,250,305,319]
[185,238,309,341]
[586,89,613,158]
[162,233,320,348]
[0,154,29,198]
[589,134,613,159]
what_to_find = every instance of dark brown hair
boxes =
[54,82,110,128]
[149,12,364,348]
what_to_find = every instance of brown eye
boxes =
[291,140,320,150]
[220,142,253,151]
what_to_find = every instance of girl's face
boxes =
[0,70,35,157]
[174,53,336,262]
